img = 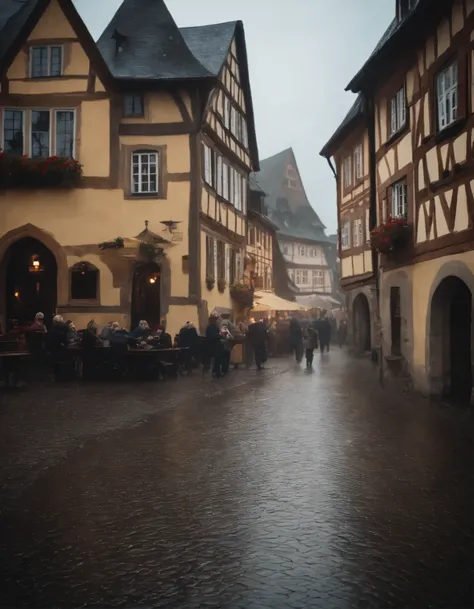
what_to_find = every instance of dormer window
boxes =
[124,94,144,117]
[30,46,62,78]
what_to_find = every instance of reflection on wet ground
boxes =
[0,351,472,608]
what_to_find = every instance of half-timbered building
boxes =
[255,148,339,305]
[325,0,474,401]
[0,0,258,335]
[320,96,376,353]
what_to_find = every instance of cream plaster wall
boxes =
[119,135,190,173]
[352,253,364,275]
[80,99,110,177]
[341,257,352,278]
[396,133,412,169]
[364,250,372,272]
[29,0,76,38]
[9,79,88,95]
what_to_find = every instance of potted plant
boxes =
[217,278,227,292]
[139,242,163,261]
[230,282,254,308]
[370,216,411,254]
[206,276,215,290]
[0,153,82,188]
[99,237,124,250]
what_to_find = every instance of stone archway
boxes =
[429,275,472,402]
[353,293,371,353]
[0,225,68,329]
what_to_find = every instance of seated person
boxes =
[81,320,102,349]
[131,319,152,340]
[152,325,172,349]
[28,312,47,333]
[65,320,80,345]
[47,315,68,352]
[100,321,114,341]
[110,323,136,347]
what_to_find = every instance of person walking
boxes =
[206,313,223,378]
[289,317,304,363]
[219,325,233,376]
[337,319,347,348]
[247,319,268,370]
[316,314,332,354]
[304,325,319,368]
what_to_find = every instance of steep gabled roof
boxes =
[319,94,365,157]
[97,0,212,81]
[0,0,113,86]
[180,21,236,75]
[255,148,328,242]
[346,0,450,92]
[0,0,40,68]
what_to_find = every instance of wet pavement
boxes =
[0,351,473,609]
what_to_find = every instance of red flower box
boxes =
[0,153,82,189]
[370,216,411,254]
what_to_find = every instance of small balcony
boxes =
[0,153,82,189]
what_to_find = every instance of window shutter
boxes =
[225,244,230,282]
[390,97,397,134]
[365,209,371,242]
[213,238,217,279]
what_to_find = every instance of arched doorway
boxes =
[131,262,161,330]
[353,293,371,353]
[4,237,58,327]
[429,276,472,402]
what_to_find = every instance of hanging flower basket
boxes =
[371,216,411,254]
[217,278,227,293]
[206,276,215,290]
[230,282,254,308]
[99,237,124,250]
[0,153,82,188]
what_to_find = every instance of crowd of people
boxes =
[3,310,348,382]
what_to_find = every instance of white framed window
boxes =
[391,179,408,217]
[295,270,302,284]
[241,175,247,215]
[312,270,324,287]
[352,218,363,247]
[242,117,248,148]
[131,151,158,195]
[301,270,309,284]
[299,246,306,256]
[216,155,223,196]
[283,245,289,255]
[30,45,63,78]
[31,109,51,157]
[224,97,231,129]
[124,94,144,117]
[390,85,406,135]
[54,110,75,157]
[437,62,458,131]
[354,144,363,179]
[341,221,350,250]
[343,156,352,188]
[2,108,25,155]
[222,162,229,200]
[203,143,212,185]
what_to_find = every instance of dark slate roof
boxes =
[249,172,266,195]
[256,148,327,236]
[319,94,364,156]
[97,0,212,81]
[180,21,236,76]
[0,0,38,65]
[346,0,429,92]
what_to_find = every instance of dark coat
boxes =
[316,319,332,343]
[178,326,199,349]
[206,323,221,355]
[247,322,268,345]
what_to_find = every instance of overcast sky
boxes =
[74,0,394,234]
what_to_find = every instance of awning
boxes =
[295,294,341,309]
[252,291,309,312]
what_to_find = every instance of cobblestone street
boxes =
[0,351,473,609]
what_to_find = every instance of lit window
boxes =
[70,262,99,300]
[437,62,458,131]
[124,94,144,117]
[30,46,62,78]
[131,151,159,195]
[391,179,408,217]
[390,85,406,135]
[343,156,352,188]
[341,221,350,250]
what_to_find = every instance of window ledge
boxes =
[434,117,467,144]
[385,123,409,148]
[67,300,100,307]
[125,193,162,200]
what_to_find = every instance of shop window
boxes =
[70,261,99,301]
